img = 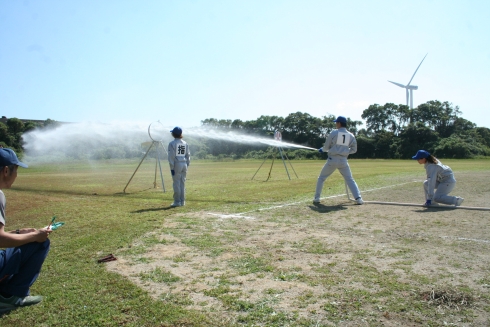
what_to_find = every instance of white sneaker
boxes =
[355,197,364,205]
[170,202,181,207]
[313,199,320,204]
[455,197,464,206]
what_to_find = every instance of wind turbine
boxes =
[388,53,428,109]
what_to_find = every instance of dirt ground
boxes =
[107,171,490,326]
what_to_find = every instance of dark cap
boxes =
[0,148,28,168]
[170,126,182,136]
[412,150,430,160]
[333,116,347,124]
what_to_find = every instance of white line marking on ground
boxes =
[441,236,490,244]
[207,213,255,220]
[206,181,420,219]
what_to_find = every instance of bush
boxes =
[434,135,490,158]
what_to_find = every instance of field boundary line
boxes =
[441,236,490,244]
[207,180,420,219]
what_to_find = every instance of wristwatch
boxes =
[16,229,20,234]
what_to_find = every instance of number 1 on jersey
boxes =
[336,132,351,146]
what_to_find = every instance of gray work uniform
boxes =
[314,127,361,201]
[423,160,458,205]
[168,138,190,205]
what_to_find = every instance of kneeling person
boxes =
[412,150,464,207]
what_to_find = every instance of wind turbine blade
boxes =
[388,80,406,88]
[406,88,409,106]
[407,53,428,86]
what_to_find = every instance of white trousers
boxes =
[315,157,361,200]
[423,180,457,205]
[172,161,188,204]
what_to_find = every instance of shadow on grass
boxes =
[413,206,460,213]
[16,186,156,197]
[114,187,160,195]
[309,203,348,213]
[0,308,17,317]
[132,206,177,213]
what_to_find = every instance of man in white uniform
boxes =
[168,127,190,207]
[314,116,363,205]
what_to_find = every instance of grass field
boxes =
[2,158,490,326]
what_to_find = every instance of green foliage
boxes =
[473,127,490,148]
[359,101,489,159]
[395,122,440,159]
[198,103,488,159]
[434,135,490,158]
[0,118,47,155]
[10,102,490,160]
[6,117,25,134]
[0,122,14,146]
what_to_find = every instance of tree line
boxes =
[197,100,490,159]
[357,101,489,159]
[2,99,489,160]
[0,118,61,155]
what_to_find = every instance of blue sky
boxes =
[1,0,489,129]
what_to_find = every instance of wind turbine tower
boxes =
[388,53,428,109]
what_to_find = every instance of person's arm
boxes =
[0,224,51,248]
[323,131,336,151]
[349,134,358,154]
[425,164,438,200]
[186,144,190,167]
[167,142,175,170]
[9,228,36,234]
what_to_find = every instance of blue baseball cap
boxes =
[170,126,182,136]
[412,150,430,160]
[333,116,347,124]
[0,148,28,168]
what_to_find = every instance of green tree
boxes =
[43,118,61,129]
[353,135,376,158]
[231,119,244,130]
[473,127,490,148]
[0,123,13,145]
[361,104,389,134]
[23,121,38,132]
[6,118,24,134]
[373,131,397,159]
[451,117,476,135]
[413,101,461,137]
[361,103,409,135]
[282,112,324,145]
[395,122,440,158]
[434,135,490,158]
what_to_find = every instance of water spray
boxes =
[123,121,168,193]
[22,122,318,164]
[250,130,307,181]
[183,128,318,151]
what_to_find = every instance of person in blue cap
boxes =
[314,116,363,205]
[168,127,190,207]
[412,150,464,207]
[0,148,51,312]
